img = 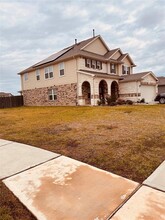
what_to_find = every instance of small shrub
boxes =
[97,100,102,106]
[117,99,126,105]
[109,102,118,106]
[97,98,106,106]
[126,100,133,105]
[140,98,145,103]
[106,96,113,106]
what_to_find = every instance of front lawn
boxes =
[0,105,165,219]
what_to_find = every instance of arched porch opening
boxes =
[82,81,91,105]
[99,80,108,100]
[111,81,119,101]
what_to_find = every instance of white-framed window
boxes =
[92,60,96,69]
[45,66,53,79]
[122,65,130,75]
[111,63,116,74]
[59,62,64,76]
[24,73,28,81]
[96,61,102,70]
[86,58,91,68]
[36,69,40,80]
[48,89,57,101]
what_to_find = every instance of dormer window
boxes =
[92,60,96,69]
[122,65,130,75]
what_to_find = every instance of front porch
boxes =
[77,71,119,105]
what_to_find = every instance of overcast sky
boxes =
[0,0,165,95]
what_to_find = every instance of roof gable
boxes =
[120,71,157,83]
[80,35,109,55]
[141,71,158,81]
[118,53,136,67]
[110,49,122,60]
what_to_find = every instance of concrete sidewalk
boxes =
[1,139,165,220]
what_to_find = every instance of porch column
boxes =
[91,78,99,106]
[108,81,111,96]
[78,82,85,105]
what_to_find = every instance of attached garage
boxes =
[119,71,158,103]
[140,84,156,103]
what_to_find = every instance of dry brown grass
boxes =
[0,105,165,219]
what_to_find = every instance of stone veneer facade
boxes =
[23,83,77,106]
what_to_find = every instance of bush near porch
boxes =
[0,105,165,219]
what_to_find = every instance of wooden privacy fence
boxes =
[0,96,24,108]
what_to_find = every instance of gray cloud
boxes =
[0,0,165,95]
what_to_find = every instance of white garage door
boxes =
[141,85,156,103]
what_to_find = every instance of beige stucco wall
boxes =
[21,59,77,90]
[83,38,108,55]
[119,81,139,94]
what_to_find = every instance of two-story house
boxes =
[18,35,158,106]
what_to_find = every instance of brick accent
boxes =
[23,83,77,106]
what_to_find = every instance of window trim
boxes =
[44,66,54,79]
[96,61,102,70]
[48,89,57,101]
[110,63,116,74]
[59,62,65,77]
[36,69,40,80]
[24,73,28,81]
[85,58,102,70]
[122,65,130,75]
[86,58,91,68]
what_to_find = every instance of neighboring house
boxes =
[157,77,165,94]
[18,35,158,106]
[0,92,13,97]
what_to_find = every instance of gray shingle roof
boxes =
[18,35,136,74]
[119,72,152,82]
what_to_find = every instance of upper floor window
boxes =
[24,73,28,81]
[122,65,130,75]
[36,69,40,80]
[45,66,53,79]
[48,89,57,101]
[86,59,91,68]
[59,62,64,76]
[92,60,96,69]
[85,58,102,70]
[96,61,102,70]
[110,63,116,74]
